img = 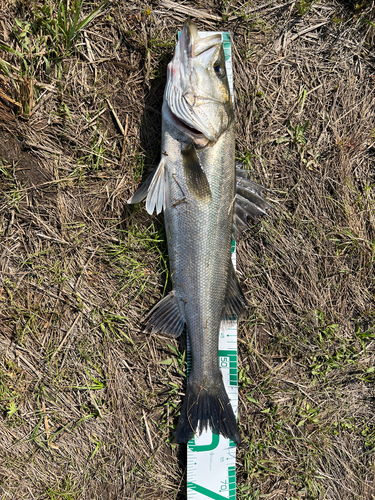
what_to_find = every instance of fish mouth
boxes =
[165,104,212,147]
[167,105,205,137]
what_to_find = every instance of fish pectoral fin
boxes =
[127,171,153,205]
[127,159,169,215]
[144,291,185,338]
[234,165,274,235]
[223,262,247,318]
[181,144,212,202]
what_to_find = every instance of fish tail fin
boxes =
[175,377,240,445]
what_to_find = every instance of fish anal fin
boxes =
[181,144,211,202]
[145,291,185,338]
[223,262,247,318]
[127,159,168,215]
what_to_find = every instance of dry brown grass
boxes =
[0,0,374,499]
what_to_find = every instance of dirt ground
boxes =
[0,0,374,499]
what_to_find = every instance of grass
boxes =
[0,1,106,119]
[0,0,374,498]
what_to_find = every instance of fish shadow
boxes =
[125,58,190,495]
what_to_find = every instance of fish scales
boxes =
[165,122,235,377]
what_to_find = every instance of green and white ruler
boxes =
[185,31,237,500]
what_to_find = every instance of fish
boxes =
[128,19,272,445]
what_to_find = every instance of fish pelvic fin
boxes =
[144,291,185,338]
[234,164,274,236]
[181,144,212,202]
[127,159,169,215]
[223,261,248,319]
[175,375,241,445]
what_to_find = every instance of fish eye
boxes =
[214,64,226,78]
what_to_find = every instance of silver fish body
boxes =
[163,111,238,443]
[128,20,271,444]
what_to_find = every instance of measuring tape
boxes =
[185,31,237,500]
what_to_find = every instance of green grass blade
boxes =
[76,0,108,32]
[67,0,83,49]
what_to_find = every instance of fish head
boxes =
[164,19,234,147]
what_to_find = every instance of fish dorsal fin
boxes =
[145,291,185,338]
[223,262,247,318]
[181,144,212,202]
[234,165,274,236]
[127,159,169,215]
